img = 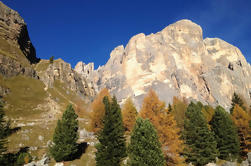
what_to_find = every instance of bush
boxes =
[16,152,32,165]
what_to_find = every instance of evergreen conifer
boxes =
[49,104,79,162]
[210,106,240,160]
[128,117,165,166]
[230,92,246,114]
[182,102,218,166]
[95,96,126,166]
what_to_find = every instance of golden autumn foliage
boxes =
[232,104,251,159]
[89,88,111,133]
[122,98,138,133]
[172,96,188,130]
[140,90,184,165]
[202,105,215,127]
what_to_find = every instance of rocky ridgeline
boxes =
[37,59,96,98]
[0,1,95,100]
[0,1,38,79]
[75,20,251,110]
[0,1,38,63]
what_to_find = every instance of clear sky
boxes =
[2,0,251,68]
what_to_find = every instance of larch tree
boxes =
[140,90,184,165]
[140,89,165,123]
[89,88,110,133]
[128,117,165,166]
[171,96,187,130]
[202,105,215,124]
[95,96,126,166]
[210,106,240,160]
[157,109,184,165]
[122,97,138,133]
[182,102,218,166]
[232,104,251,159]
[49,104,79,162]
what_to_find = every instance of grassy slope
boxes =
[0,36,94,164]
[0,36,30,66]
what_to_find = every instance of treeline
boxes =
[89,89,251,166]
[0,89,250,165]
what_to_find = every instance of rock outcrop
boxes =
[0,1,39,80]
[79,19,251,110]
[74,61,97,94]
[0,1,39,64]
[0,54,37,78]
[36,59,95,99]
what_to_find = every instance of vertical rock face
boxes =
[74,61,96,96]
[0,1,39,64]
[78,19,251,110]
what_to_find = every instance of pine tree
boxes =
[182,102,218,166]
[128,117,165,166]
[168,103,172,113]
[49,104,79,162]
[140,90,184,165]
[210,106,240,160]
[122,97,138,133]
[89,88,111,133]
[230,92,246,114]
[0,98,10,163]
[232,104,251,159]
[95,96,126,166]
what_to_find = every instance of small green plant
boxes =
[49,56,54,64]
[16,152,32,165]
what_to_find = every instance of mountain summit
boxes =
[76,19,251,110]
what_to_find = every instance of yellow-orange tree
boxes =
[202,105,215,124]
[122,98,137,133]
[171,96,187,130]
[140,89,184,165]
[232,104,251,159]
[89,88,111,133]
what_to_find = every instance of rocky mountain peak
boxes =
[0,1,39,64]
[0,1,24,25]
[79,19,251,110]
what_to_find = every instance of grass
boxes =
[35,60,50,72]
[3,75,48,119]
[7,121,57,152]
[0,37,30,67]
[1,61,91,164]
[0,49,17,60]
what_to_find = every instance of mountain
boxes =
[0,1,95,158]
[0,1,251,165]
[75,19,251,110]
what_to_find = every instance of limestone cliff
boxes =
[0,1,39,64]
[0,1,39,79]
[77,19,251,110]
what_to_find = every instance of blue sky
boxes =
[2,0,251,68]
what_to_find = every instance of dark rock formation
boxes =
[0,1,39,64]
